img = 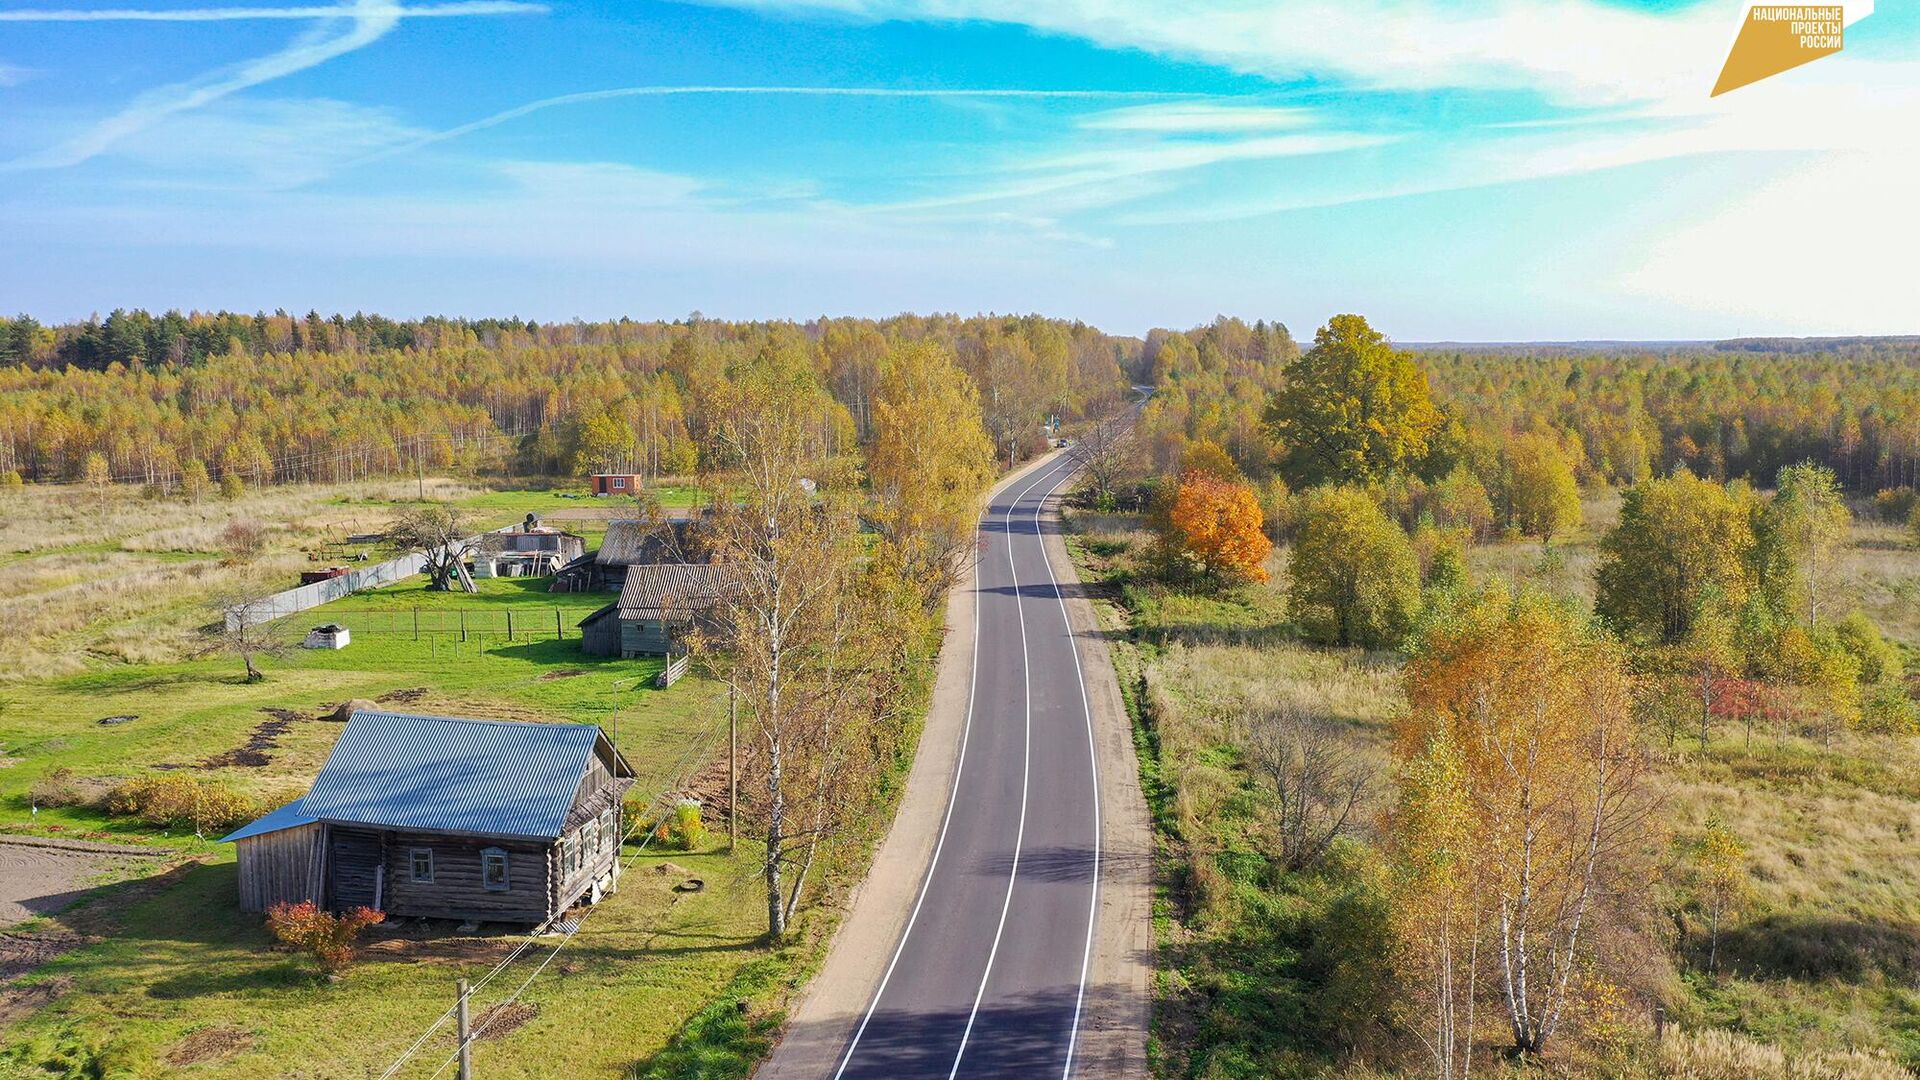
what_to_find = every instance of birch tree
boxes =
[1398,589,1656,1059]
[694,346,888,938]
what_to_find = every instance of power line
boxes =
[371,704,734,1078]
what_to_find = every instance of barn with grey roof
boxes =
[221,711,634,925]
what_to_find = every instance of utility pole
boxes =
[456,978,472,1080]
[728,681,738,854]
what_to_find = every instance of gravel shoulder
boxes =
[758,451,1080,1078]
[1041,495,1152,1077]
[756,450,1151,1077]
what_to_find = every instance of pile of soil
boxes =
[325,697,382,721]
[200,708,302,769]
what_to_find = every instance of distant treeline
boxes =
[0,310,1138,487]
[1136,317,1920,496]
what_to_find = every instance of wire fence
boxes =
[296,605,591,642]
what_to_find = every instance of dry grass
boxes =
[1654,1028,1915,1080]
[0,480,476,680]
[1836,522,1920,646]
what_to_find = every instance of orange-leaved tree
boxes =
[1166,470,1272,583]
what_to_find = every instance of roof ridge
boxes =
[349,710,594,731]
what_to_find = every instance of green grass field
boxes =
[1,842,773,1079]
[0,562,763,1079]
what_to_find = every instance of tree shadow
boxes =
[1709,913,1920,981]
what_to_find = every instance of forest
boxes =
[1072,315,1920,1079]
[0,309,1135,490]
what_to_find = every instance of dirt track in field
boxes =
[0,843,108,927]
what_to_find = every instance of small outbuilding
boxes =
[302,624,351,650]
[222,711,634,925]
[578,563,731,658]
[472,514,587,579]
[588,473,643,497]
[552,517,707,593]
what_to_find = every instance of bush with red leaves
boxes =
[265,901,385,975]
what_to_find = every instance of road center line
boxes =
[833,454,1072,1079]
[946,455,1070,1078]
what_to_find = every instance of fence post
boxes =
[413,606,419,642]
[506,609,514,642]
[460,610,467,643]
[555,608,563,640]
[457,978,472,1080]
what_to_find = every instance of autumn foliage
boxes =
[1165,470,1271,583]
[1392,590,1656,1060]
[266,901,385,975]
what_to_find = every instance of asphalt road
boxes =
[832,450,1100,1079]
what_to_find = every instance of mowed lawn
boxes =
[0,575,765,1079]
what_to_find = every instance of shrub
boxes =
[1858,685,1920,736]
[670,799,707,850]
[1873,486,1917,524]
[28,766,86,808]
[219,519,268,562]
[266,901,385,975]
[106,773,258,834]
[219,473,244,501]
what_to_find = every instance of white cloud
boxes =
[695,0,1739,107]
[0,2,540,21]
[112,98,428,187]
[1618,149,1920,334]
[341,84,1193,171]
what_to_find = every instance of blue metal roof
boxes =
[292,711,610,841]
[220,796,316,843]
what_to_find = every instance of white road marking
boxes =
[947,455,1072,1078]
[833,456,1073,1079]
[1031,464,1101,1079]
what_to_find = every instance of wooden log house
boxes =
[222,711,634,925]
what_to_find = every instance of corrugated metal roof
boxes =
[296,712,610,840]
[220,796,316,843]
[617,562,733,619]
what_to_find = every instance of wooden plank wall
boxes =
[235,823,323,913]
[381,832,555,923]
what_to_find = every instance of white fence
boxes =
[227,551,429,631]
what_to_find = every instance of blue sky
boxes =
[2,0,1916,339]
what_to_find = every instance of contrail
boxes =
[9,0,541,168]
[5,0,541,171]
[346,84,1204,169]
[0,2,542,20]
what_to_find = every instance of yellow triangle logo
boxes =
[1713,5,1845,96]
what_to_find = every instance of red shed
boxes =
[588,474,642,496]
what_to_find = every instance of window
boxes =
[481,848,510,891]
[599,809,617,855]
[410,848,434,883]
[611,476,626,489]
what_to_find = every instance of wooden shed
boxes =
[579,563,731,658]
[222,711,634,925]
